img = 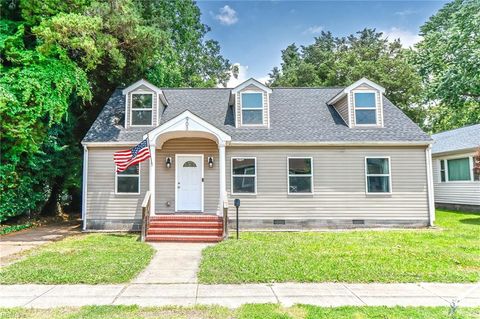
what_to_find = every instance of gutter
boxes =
[229,141,433,147]
[82,145,88,231]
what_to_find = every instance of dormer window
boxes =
[241,92,263,125]
[354,92,377,125]
[328,78,384,128]
[131,93,153,126]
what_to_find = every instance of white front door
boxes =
[176,155,203,212]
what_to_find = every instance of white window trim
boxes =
[439,159,447,183]
[353,90,379,127]
[364,156,392,195]
[287,157,314,195]
[130,91,154,127]
[115,163,141,195]
[240,91,264,126]
[439,155,475,183]
[231,157,257,195]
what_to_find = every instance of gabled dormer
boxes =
[122,79,168,129]
[328,78,385,128]
[231,78,272,128]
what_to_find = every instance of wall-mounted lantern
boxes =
[165,157,172,169]
[208,157,214,168]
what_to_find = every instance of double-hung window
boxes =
[354,92,377,125]
[365,157,391,193]
[241,92,263,125]
[116,164,140,194]
[440,157,473,182]
[131,93,153,126]
[288,157,313,194]
[232,157,256,194]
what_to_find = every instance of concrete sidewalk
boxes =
[0,283,478,308]
[132,243,212,284]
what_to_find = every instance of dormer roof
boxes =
[327,77,385,105]
[231,78,272,94]
[122,79,169,105]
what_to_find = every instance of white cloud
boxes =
[215,5,238,26]
[382,27,422,48]
[302,25,323,35]
[394,9,417,17]
[222,63,269,88]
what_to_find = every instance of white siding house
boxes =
[432,124,480,212]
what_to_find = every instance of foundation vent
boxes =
[352,219,365,225]
[273,219,286,225]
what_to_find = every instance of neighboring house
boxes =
[81,77,435,242]
[432,124,480,212]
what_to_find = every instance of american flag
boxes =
[114,139,151,173]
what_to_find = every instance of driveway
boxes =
[0,221,81,267]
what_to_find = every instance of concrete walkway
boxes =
[132,243,212,284]
[0,222,81,267]
[1,283,478,308]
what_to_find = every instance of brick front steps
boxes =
[146,214,224,243]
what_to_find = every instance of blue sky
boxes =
[196,0,447,86]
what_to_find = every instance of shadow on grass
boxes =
[459,218,480,225]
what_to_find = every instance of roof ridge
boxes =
[432,123,480,136]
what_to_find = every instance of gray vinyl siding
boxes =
[432,152,480,206]
[226,146,429,221]
[349,83,383,127]
[86,147,149,222]
[155,138,220,213]
[235,84,269,128]
[125,84,159,129]
[333,95,349,125]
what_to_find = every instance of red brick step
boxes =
[145,234,223,243]
[147,227,223,236]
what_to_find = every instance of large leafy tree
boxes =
[268,29,424,124]
[0,0,231,222]
[414,0,480,132]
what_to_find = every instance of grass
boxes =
[199,210,480,283]
[0,234,155,284]
[0,305,479,319]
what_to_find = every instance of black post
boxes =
[234,199,240,240]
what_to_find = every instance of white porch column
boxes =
[149,144,156,216]
[218,141,227,216]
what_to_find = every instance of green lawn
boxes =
[0,234,154,284]
[199,210,480,283]
[1,305,479,319]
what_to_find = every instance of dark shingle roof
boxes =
[432,124,480,154]
[82,87,431,144]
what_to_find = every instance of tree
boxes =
[0,20,90,221]
[269,29,424,124]
[414,0,480,132]
[0,0,231,222]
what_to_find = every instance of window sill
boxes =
[365,192,392,197]
[114,192,141,196]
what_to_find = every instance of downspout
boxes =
[82,145,88,231]
[425,145,435,226]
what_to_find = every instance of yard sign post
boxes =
[234,198,240,240]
